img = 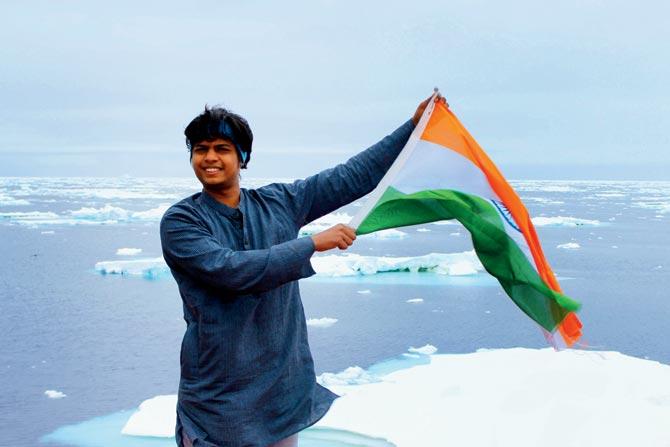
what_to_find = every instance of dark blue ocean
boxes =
[1,177,669,446]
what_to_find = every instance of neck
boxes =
[204,183,241,208]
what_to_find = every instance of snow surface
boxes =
[120,348,670,446]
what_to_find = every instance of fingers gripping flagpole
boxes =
[349,88,442,231]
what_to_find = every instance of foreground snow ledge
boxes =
[123,348,670,446]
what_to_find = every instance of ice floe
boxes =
[45,390,66,399]
[407,344,437,355]
[306,317,338,328]
[0,204,170,226]
[116,248,143,256]
[416,227,431,232]
[310,251,483,277]
[118,347,670,446]
[532,216,601,227]
[94,257,167,279]
[357,289,372,294]
[557,242,580,250]
[93,251,484,281]
[299,212,407,239]
[406,298,424,304]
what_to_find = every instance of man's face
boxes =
[190,138,241,191]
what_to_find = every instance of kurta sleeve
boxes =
[160,210,316,294]
[281,120,415,228]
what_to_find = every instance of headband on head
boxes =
[186,120,249,168]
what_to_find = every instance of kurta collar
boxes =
[201,188,245,218]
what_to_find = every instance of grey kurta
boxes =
[160,120,414,447]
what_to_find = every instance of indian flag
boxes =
[350,95,583,347]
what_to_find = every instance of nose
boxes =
[204,147,218,163]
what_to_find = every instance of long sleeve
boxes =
[276,120,415,228]
[160,210,316,294]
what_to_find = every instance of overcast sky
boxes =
[2,1,669,179]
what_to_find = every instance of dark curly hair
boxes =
[184,106,253,168]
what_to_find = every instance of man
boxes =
[160,93,445,447]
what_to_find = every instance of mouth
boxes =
[203,167,222,175]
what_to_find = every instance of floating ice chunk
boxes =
[449,232,460,236]
[522,197,565,205]
[95,257,168,279]
[431,220,457,226]
[116,248,143,256]
[406,298,424,304]
[0,194,30,206]
[299,212,352,236]
[612,245,618,249]
[41,230,55,235]
[357,289,372,294]
[122,395,177,437]
[532,216,601,227]
[408,344,437,355]
[310,251,483,277]
[557,242,581,250]
[70,204,169,222]
[416,228,431,232]
[45,390,66,399]
[361,228,408,240]
[318,366,381,387]
[306,317,338,328]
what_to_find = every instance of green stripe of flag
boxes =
[356,187,580,331]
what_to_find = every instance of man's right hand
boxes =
[311,224,356,252]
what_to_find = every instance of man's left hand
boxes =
[412,92,448,126]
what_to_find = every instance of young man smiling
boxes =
[160,94,444,447]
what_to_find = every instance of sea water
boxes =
[1,177,669,446]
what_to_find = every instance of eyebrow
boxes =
[193,142,234,149]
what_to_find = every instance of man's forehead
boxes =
[193,138,235,147]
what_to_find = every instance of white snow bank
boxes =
[45,390,66,399]
[116,248,143,256]
[317,348,670,446]
[532,216,601,227]
[306,317,338,328]
[121,348,670,446]
[557,242,580,250]
[311,251,482,277]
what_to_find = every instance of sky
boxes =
[1,1,669,179]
